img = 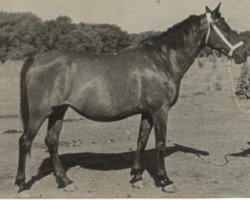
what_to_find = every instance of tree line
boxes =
[0,11,249,61]
[0,12,159,61]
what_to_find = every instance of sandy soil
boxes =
[0,58,250,198]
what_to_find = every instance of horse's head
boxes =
[205,3,247,64]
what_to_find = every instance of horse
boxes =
[15,3,247,192]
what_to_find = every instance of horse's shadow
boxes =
[24,143,209,190]
[229,142,250,157]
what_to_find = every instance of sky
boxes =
[0,0,249,33]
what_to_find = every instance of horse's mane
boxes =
[140,15,202,50]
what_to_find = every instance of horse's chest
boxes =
[163,80,179,106]
[143,76,179,109]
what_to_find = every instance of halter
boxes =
[205,12,244,57]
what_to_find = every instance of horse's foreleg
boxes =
[15,116,44,191]
[45,106,72,188]
[153,106,173,188]
[131,112,153,185]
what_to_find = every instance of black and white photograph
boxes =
[0,0,249,198]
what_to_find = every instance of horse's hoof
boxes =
[132,179,144,189]
[15,179,26,193]
[155,175,173,188]
[162,184,177,193]
[57,177,73,188]
[130,175,144,189]
[63,182,78,192]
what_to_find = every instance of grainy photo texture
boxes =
[0,0,250,198]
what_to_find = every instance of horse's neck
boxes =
[168,27,207,81]
[161,15,208,81]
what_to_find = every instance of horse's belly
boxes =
[67,84,142,121]
[68,99,141,122]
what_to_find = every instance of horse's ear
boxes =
[206,6,211,13]
[212,2,221,18]
[213,2,221,14]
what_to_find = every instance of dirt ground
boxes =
[0,58,250,198]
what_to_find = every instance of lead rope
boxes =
[198,61,248,166]
[198,12,247,166]
[198,153,230,166]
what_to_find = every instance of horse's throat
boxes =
[169,42,202,81]
[182,34,205,68]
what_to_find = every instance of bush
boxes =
[236,62,250,99]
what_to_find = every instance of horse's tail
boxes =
[20,56,34,133]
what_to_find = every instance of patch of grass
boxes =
[64,118,84,122]
[3,129,22,134]
[33,142,46,149]
[0,114,18,119]
[197,59,204,68]
[214,82,222,91]
[193,91,206,96]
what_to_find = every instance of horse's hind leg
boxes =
[131,112,153,185]
[15,114,45,191]
[44,105,72,188]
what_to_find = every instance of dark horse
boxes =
[15,4,247,191]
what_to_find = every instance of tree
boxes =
[44,16,76,50]
[0,12,47,60]
[58,29,103,52]
[91,23,130,53]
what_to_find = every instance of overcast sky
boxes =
[0,0,249,33]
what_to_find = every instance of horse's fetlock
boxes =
[131,167,141,176]
[56,171,62,177]
[45,137,57,147]
[156,141,165,152]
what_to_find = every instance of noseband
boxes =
[205,12,244,57]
